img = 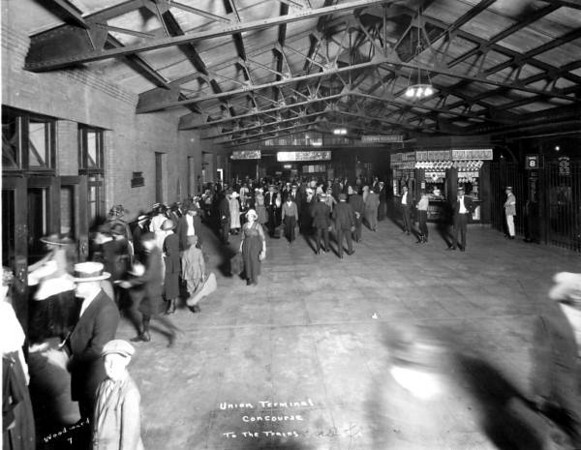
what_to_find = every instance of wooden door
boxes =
[2,176,29,332]
[60,175,89,261]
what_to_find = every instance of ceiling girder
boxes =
[179,93,344,130]
[25,0,394,71]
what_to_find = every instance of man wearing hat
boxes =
[161,219,180,314]
[92,339,144,450]
[332,193,356,259]
[311,193,332,254]
[66,262,120,419]
[264,184,280,237]
[131,214,149,264]
[176,204,203,252]
[447,187,475,252]
[504,186,517,240]
[348,186,365,243]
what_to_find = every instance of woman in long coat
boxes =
[254,189,268,227]
[228,191,241,234]
[239,209,266,286]
[161,220,180,314]
[181,235,206,313]
[364,189,380,231]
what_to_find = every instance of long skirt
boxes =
[256,205,268,225]
[241,235,262,283]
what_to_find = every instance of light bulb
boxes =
[405,87,414,97]
[416,87,424,97]
[424,86,433,96]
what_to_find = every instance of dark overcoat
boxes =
[68,290,120,404]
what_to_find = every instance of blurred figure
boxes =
[2,267,36,450]
[28,234,77,344]
[92,340,143,450]
[119,233,178,347]
[529,272,581,448]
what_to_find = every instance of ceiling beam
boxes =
[26,0,394,71]
[179,93,344,129]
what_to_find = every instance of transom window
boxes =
[79,126,104,172]
[2,107,56,171]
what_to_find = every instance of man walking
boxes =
[447,187,474,252]
[333,193,356,259]
[348,186,364,243]
[311,193,332,254]
[400,186,412,235]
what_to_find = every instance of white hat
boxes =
[72,262,111,282]
[101,339,135,358]
[246,209,258,219]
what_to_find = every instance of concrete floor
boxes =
[116,218,580,450]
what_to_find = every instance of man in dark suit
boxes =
[400,186,412,235]
[176,205,202,251]
[264,185,279,237]
[348,186,365,242]
[131,214,149,263]
[447,187,475,252]
[218,192,231,244]
[311,193,332,254]
[332,193,356,259]
[67,262,120,419]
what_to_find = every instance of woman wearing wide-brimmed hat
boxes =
[228,190,241,235]
[161,219,180,314]
[239,209,266,286]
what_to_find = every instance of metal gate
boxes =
[542,158,581,252]
[489,159,581,252]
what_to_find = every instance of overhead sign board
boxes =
[361,135,404,143]
[277,151,331,162]
[231,150,261,160]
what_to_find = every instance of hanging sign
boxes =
[231,151,261,160]
[277,151,331,162]
[361,135,404,143]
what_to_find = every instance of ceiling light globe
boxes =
[405,87,415,97]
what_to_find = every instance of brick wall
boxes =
[2,7,220,221]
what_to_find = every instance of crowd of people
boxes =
[5,173,579,450]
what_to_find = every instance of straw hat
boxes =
[72,262,111,282]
